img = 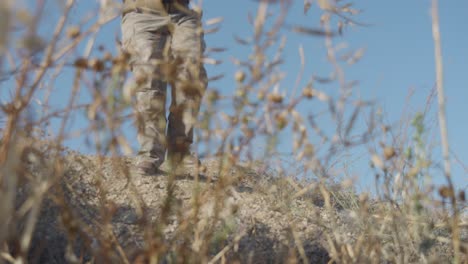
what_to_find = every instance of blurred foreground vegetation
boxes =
[0,0,466,263]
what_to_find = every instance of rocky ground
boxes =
[10,142,465,263]
[18,146,333,264]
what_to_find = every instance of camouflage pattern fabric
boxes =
[121,4,206,168]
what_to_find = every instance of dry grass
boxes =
[0,0,466,263]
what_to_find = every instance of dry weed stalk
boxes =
[0,0,465,263]
[431,0,461,262]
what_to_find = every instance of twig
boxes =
[0,251,16,263]
[208,231,245,264]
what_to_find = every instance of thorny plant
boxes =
[0,0,466,263]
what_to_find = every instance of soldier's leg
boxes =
[167,11,207,160]
[122,13,171,171]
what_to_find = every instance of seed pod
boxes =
[371,154,384,170]
[74,58,88,69]
[459,190,466,202]
[302,87,315,98]
[383,146,396,160]
[235,71,246,83]
[438,186,454,199]
[88,58,105,72]
[66,26,81,39]
[268,93,283,104]
[275,112,288,130]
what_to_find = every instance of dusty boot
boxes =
[159,152,201,175]
[133,156,163,176]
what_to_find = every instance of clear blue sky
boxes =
[4,0,466,191]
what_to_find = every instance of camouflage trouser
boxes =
[121,8,207,166]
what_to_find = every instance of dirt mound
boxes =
[18,147,329,263]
